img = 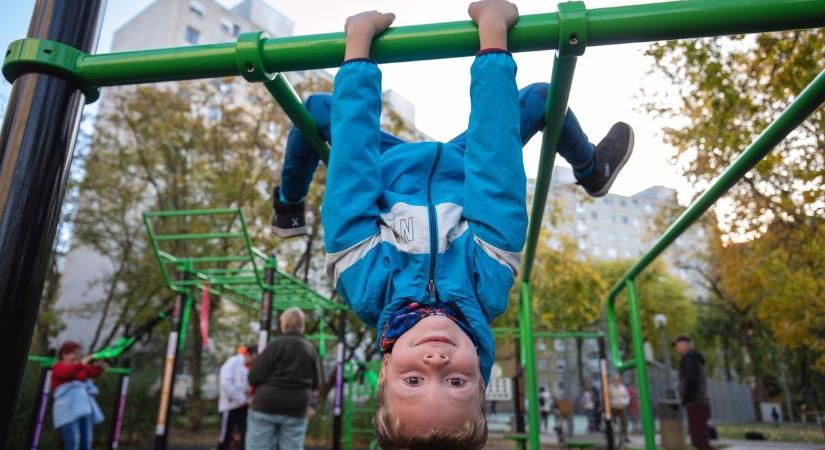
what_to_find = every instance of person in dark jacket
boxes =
[675,336,714,450]
[246,308,319,450]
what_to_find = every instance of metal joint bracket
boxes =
[235,32,275,82]
[2,38,100,103]
[557,1,588,57]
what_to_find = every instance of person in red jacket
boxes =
[51,341,104,390]
[52,341,105,450]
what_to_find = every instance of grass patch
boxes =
[716,422,825,444]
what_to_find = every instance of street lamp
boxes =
[653,314,675,398]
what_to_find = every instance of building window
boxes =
[621,216,629,225]
[232,23,241,37]
[220,19,232,35]
[206,106,221,122]
[607,247,618,258]
[620,199,627,207]
[185,26,200,44]
[645,204,654,213]
[590,211,598,220]
[189,1,204,17]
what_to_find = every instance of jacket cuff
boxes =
[476,48,512,57]
[341,57,377,66]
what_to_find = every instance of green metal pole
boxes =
[604,68,825,369]
[264,74,330,163]
[5,1,824,89]
[626,279,656,450]
[519,282,541,450]
[605,68,825,301]
[519,1,583,439]
[521,54,577,279]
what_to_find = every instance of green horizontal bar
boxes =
[198,268,255,275]
[153,231,244,241]
[606,67,825,302]
[27,355,56,366]
[179,255,251,264]
[144,208,239,217]
[305,333,338,342]
[104,367,132,375]
[5,0,822,87]
[492,328,603,339]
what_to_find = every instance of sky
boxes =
[0,0,694,202]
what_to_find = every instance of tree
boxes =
[644,30,825,414]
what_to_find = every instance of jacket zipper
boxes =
[426,143,442,301]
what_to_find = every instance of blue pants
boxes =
[279,83,594,202]
[245,409,308,450]
[58,415,93,450]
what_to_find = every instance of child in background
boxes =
[272,1,633,448]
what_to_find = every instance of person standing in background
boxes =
[675,336,715,450]
[51,341,106,450]
[218,345,257,450]
[609,375,630,444]
[246,308,320,450]
[627,384,640,433]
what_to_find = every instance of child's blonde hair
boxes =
[372,384,488,450]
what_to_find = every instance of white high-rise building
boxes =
[530,166,710,302]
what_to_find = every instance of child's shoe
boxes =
[271,186,308,238]
[575,122,634,197]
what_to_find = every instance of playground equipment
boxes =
[343,361,382,450]
[493,329,614,450]
[2,1,824,448]
[144,208,346,449]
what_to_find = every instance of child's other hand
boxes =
[469,0,519,31]
[344,11,395,60]
[345,11,396,39]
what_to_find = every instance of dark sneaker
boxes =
[575,122,634,197]
[271,186,308,238]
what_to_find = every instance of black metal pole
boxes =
[154,273,189,450]
[598,337,615,450]
[514,336,525,433]
[258,258,276,351]
[332,310,346,450]
[109,359,131,450]
[0,2,105,445]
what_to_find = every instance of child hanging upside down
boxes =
[271,1,633,448]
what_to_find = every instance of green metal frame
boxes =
[343,361,381,450]
[143,208,344,313]
[2,1,822,448]
[26,355,131,375]
[604,67,825,450]
[4,0,824,93]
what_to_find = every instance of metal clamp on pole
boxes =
[557,1,588,57]
[2,38,100,103]
[235,31,276,82]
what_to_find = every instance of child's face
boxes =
[378,315,483,433]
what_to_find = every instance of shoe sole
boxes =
[273,226,309,238]
[591,125,634,197]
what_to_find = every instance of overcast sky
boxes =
[1,0,694,201]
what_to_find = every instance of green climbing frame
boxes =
[4,1,824,448]
[144,208,343,313]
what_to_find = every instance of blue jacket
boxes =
[323,53,527,385]
[53,380,104,429]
